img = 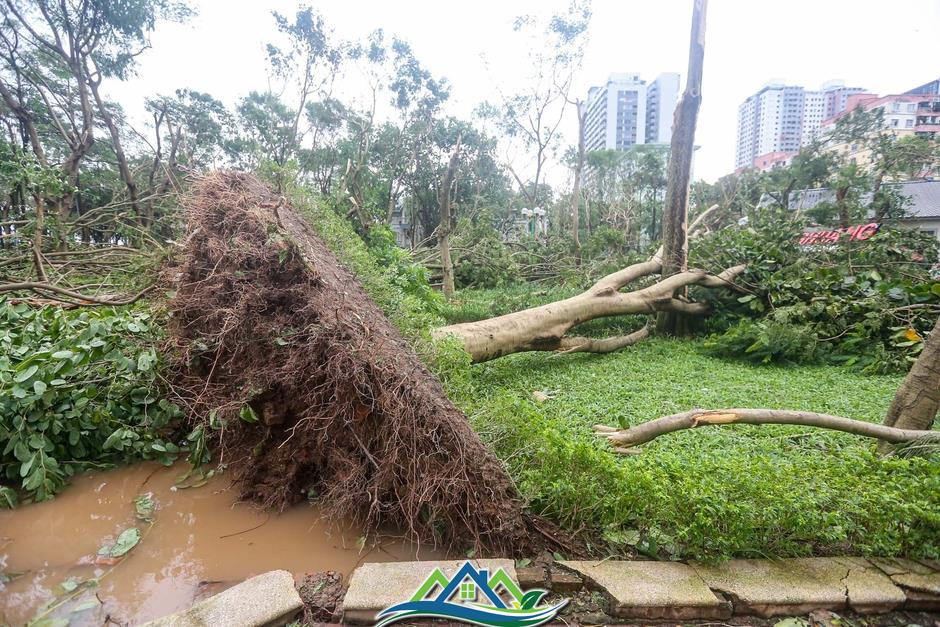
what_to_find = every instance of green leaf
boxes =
[134,494,156,522]
[13,364,38,382]
[137,353,155,372]
[737,294,756,303]
[51,350,74,359]
[11,385,27,399]
[71,599,101,613]
[932,283,940,297]
[98,527,141,558]
[60,577,81,593]
[239,405,259,424]
[33,380,47,395]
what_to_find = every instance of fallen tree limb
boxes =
[433,262,746,363]
[553,326,651,356]
[432,204,739,363]
[595,408,940,453]
[0,281,155,305]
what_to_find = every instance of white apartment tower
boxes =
[584,73,679,153]
[735,80,866,171]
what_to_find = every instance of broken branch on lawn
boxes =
[594,408,940,453]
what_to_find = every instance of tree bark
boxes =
[571,102,586,265]
[881,316,940,435]
[87,71,140,226]
[438,135,462,298]
[594,408,939,454]
[433,258,744,363]
[657,0,707,336]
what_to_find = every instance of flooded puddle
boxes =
[0,462,443,625]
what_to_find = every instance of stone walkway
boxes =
[343,557,939,623]
[142,557,940,626]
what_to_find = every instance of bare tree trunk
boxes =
[836,186,850,228]
[433,257,743,362]
[657,0,707,336]
[881,316,940,438]
[87,72,140,226]
[571,102,586,265]
[438,135,462,298]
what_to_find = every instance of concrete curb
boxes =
[141,570,302,627]
[340,557,940,623]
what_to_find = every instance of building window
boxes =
[459,582,476,601]
[906,119,914,128]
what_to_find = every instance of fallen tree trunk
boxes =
[594,408,940,454]
[432,204,738,363]
[168,171,527,552]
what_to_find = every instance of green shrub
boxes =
[453,224,521,289]
[693,207,940,373]
[704,319,822,365]
[0,301,184,505]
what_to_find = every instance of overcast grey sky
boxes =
[108,0,940,183]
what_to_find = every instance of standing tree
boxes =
[437,134,462,297]
[656,0,707,336]
[496,0,591,212]
[567,100,586,264]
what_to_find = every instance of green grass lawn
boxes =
[449,338,940,561]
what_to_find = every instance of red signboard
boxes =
[798,223,879,246]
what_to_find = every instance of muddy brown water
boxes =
[0,462,444,626]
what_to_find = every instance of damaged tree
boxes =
[432,206,735,363]
[656,0,707,336]
[169,171,527,551]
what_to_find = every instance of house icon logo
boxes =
[375,560,567,627]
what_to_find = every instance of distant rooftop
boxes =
[787,180,940,219]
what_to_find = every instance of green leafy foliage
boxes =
[0,301,184,503]
[450,338,940,561]
[97,527,141,558]
[693,207,940,372]
[453,223,521,289]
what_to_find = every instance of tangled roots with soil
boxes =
[168,171,526,552]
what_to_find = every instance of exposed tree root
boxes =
[595,408,940,453]
[167,171,529,553]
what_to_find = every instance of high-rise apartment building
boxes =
[735,80,865,171]
[583,72,679,153]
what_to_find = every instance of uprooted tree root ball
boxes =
[167,171,527,552]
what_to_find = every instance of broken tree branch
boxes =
[595,408,940,453]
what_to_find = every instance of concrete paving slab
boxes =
[559,560,730,620]
[869,557,934,576]
[891,571,940,595]
[691,558,903,617]
[342,559,516,625]
[837,557,906,613]
[142,570,301,627]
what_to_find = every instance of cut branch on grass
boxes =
[594,408,940,454]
